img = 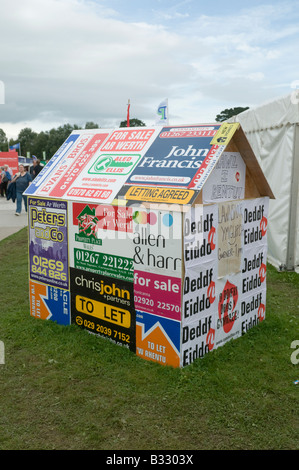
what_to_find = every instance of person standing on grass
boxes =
[11,164,32,215]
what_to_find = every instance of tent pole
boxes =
[286,123,299,270]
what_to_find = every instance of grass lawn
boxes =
[0,228,298,450]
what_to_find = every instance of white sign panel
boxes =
[215,272,242,349]
[203,152,246,203]
[132,208,182,278]
[184,204,217,268]
[182,259,217,324]
[240,288,267,336]
[243,197,269,249]
[241,244,267,296]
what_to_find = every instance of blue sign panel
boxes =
[126,125,220,188]
[24,133,80,195]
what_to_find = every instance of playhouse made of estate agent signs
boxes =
[24,122,274,367]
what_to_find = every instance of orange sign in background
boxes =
[136,311,180,368]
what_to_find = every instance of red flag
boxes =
[127,99,130,127]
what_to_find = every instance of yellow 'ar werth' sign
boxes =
[210,123,240,147]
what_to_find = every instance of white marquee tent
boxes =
[229,93,299,272]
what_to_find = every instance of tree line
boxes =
[0,119,146,159]
[0,107,248,159]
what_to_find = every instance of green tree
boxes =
[119,118,146,128]
[85,121,99,129]
[17,127,38,156]
[215,107,249,122]
[32,131,49,159]
[0,128,8,151]
[47,124,79,157]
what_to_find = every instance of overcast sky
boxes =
[0,0,298,139]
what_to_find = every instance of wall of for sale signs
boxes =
[27,193,269,368]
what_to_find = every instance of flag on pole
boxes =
[155,98,169,126]
[127,99,130,127]
[9,143,20,150]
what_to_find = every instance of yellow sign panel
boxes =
[210,123,240,147]
[76,295,131,328]
[125,186,195,204]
